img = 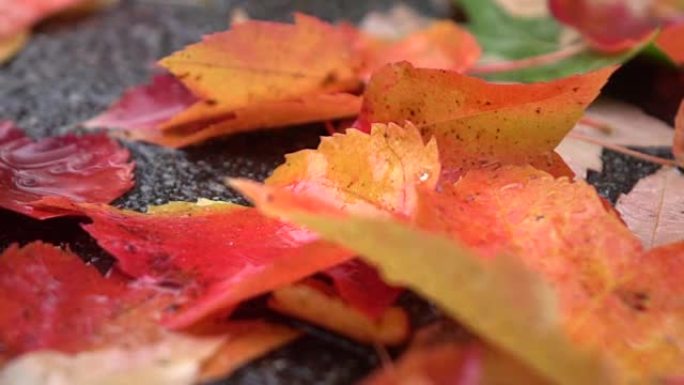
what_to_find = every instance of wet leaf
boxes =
[266,122,440,217]
[0,122,134,219]
[235,180,612,385]
[35,198,353,329]
[0,242,173,359]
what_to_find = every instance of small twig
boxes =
[578,116,613,134]
[470,43,587,75]
[568,132,676,166]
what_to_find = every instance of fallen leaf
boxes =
[0,0,87,38]
[555,137,603,178]
[236,181,612,385]
[35,198,353,329]
[0,121,134,219]
[657,23,684,64]
[414,166,643,319]
[557,98,674,178]
[354,21,481,80]
[0,241,305,384]
[616,167,684,248]
[360,339,481,385]
[269,280,409,346]
[0,0,112,62]
[325,259,402,320]
[127,93,362,148]
[88,13,481,147]
[675,100,684,166]
[266,122,440,218]
[567,241,684,381]
[360,321,551,385]
[580,99,675,147]
[0,333,224,385]
[548,0,662,52]
[358,3,434,40]
[358,62,612,174]
[236,161,684,383]
[198,321,301,382]
[155,13,361,141]
[0,242,172,359]
[0,30,29,64]
[83,74,198,132]
[460,0,644,82]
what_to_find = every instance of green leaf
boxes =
[458,0,644,82]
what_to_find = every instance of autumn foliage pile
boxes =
[1,1,684,384]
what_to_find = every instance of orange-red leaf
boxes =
[358,62,612,174]
[36,198,353,329]
[0,242,170,360]
[199,321,301,382]
[325,259,402,319]
[415,166,643,319]
[89,14,482,147]
[127,93,362,148]
[657,23,684,64]
[353,20,481,80]
[0,121,134,219]
[0,0,85,38]
[268,280,409,345]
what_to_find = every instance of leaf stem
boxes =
[470,43,587,75]
[567,132,676,166]
[578,116,613,134]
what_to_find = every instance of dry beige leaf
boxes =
[358,3,434,39]
[674,100,683,167]
[555,137,603,178]
[556,99,674,179]
[579,99,674,147]
[494,0,550,18]
[0,333,224,385]
[616,167,684,248]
